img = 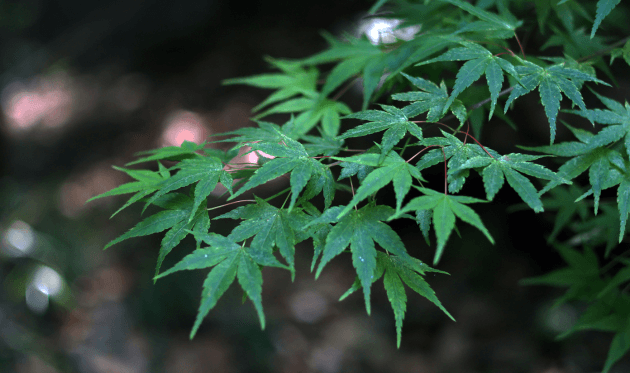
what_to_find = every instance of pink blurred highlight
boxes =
[2,75,74,131]
[161,110,207,147]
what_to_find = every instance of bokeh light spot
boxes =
[162,110,207,146]
[32,266,63,296]
[25,284,49,314]
[357,18,420,45]
[1,74,74,132]
[2,220,35,257]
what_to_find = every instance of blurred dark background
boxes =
[1,0,628,372]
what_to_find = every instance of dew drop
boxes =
[205,254,208,258]
[359,257,364,262]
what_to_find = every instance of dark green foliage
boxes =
[92,1,630,371]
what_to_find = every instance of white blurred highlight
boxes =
[32,266,63,296]
[26,266,64,314]
[2,220,35,257]
[161,110,207,146]
[357,18,420,45]
[289,289,329,323]
[544,304,578,333]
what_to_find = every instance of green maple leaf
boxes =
[298,32,392,111]
[571,204,622,256]
[339,252,454,347]
[223,57,353,137]
[391,187,493,265]
[556,298,625,342]
[456,152,566,211]
[87,163,170,218]
[603,322,630,373]
[591,0,621,38]
[393,73,467,125]
[299,32,381,92]
[143,155,232,221]
[223,57,318,115]
[214,121,287,146]
[540,184,590,243]
[126,140,206,166]
[521,243,602,300]
[438,0,522,33]
[565,92,630,157]
[298,164,336,210]
[301,133,344,157]
[415,130,501,194]
[282,98,353,138]
[523,242,630,373]
[299,202,335,272]
[610,40,630,67]
[522,125,625,205]
[504,59,609,144]
[228,131,333,211]
[315,205,412,314]
[382,33,463,83]
[154,232,276,339]
[417,43,520,119]
[340,105,423,162]
[300,32,459,111]
[104,192,211,276]
[522,107,630,240]
[332,151,425,216]
[216,197,313,276]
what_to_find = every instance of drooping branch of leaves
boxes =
[90,0,630,371]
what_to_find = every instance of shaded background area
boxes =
[1,0,628,372]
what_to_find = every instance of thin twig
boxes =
[207,200,256,211]
[349,178,358,211]
[442,146,448,195]
[463,122,470,146]
[438,85,516,123]
[412,120,495,158]
[332,76,362,101]
[469,86,516,111]
[514,32,526,58]
[577,36,630,63]
[406,145,440,163]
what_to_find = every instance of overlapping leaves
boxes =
[455,152,567,212]
[522,97,630,243]
[339,252,454,347]
[393,72,467,125]
[332,151,424,216]
[390,187,494,265]
[228,129,335,211]
[223,57,351,137]
[340,104,423,162]
[504,60,608,143]
[418,43,520,119]
[522,243,630,373]
[154,232,270,339]
[309,204,413,315]
[103,193,211,276]
[215,197,308,276]
[415,130,499,194]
